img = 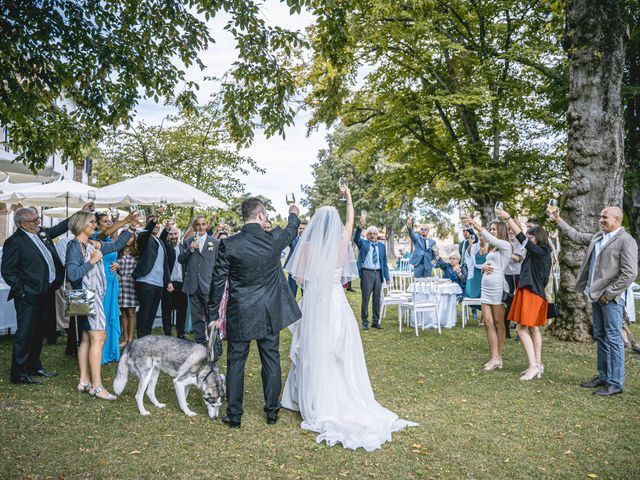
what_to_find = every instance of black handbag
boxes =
[500,255,515,305]
[547,272,560,319]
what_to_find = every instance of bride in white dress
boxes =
[282,187,416,452]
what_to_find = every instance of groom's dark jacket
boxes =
[207,213,302,341]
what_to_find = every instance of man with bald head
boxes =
[548,205,638,396]
[354,216,391,330]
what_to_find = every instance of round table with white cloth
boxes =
[406,281,462,329]
[0,247,17,333]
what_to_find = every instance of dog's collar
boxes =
[197,363,217,383]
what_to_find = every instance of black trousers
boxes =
[135,282,163,338]
[10,288,55,380]
[161,281,187,336]
[225,333,281,422]
[360,269,382,327]
[504,274,520,338]
[188,291,209,344]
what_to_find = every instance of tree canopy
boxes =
[302,0,568,222]
[1,0,308,169]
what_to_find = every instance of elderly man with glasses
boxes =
[1,203,93,385]
[353,217,391,330]
[406,217,438,278]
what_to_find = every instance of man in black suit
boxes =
[160,223,188,339]
[1,204,91,384]
[133,213,172,338]
[179,215,220,344]
[208,197,301,428]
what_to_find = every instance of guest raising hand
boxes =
[353,196,391,331]
[460,213,512,371]
[496,208,552,381]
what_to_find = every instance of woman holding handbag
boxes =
[65,211,137,400]
[460,213,512,372]
[496,209,552,380]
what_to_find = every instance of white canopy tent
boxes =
[93,172,226,209]
[0,179,94,208]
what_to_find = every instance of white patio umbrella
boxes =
[0,154,61,183]
[0,179,95,210]
[93,172,226,209]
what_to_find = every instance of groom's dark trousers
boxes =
[226,333,281,421]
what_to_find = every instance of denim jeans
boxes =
[591,298,626,388]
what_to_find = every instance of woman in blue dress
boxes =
[464,236,489,323]
[93,211,138,364]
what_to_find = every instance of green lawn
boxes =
[1,288,639,479]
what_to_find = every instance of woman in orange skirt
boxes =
[496,209,552,381]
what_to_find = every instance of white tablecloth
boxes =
[406,282,462,329]
[0,288,17,332]
[627,283,638,324]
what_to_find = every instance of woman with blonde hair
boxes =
[460,214,512,371]
[65,210,138,400]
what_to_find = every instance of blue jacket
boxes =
[435,258,467,291]
[407,228,437,267]
[353,227,390,282]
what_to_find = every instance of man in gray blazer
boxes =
[178,215,220,344]
[549,205,638,396]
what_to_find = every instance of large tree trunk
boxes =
[476,202,496,227]
[385,226,396,258]
[623,12,640,266]
[550,0,627,341]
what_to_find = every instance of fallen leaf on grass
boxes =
[128,451,141,455]
[587,474,598,479]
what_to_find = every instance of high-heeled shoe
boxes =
[77,382,92,393]
[90,386,118,401]
[484,359,501,371]
[520,366,539,381]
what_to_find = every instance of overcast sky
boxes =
[133,1,327,217]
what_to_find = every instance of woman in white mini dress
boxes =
[461,214,512,371]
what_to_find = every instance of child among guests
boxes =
[116,235,138,347]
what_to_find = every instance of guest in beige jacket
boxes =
[548,205,637,396]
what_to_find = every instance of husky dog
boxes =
[113,335,225,418]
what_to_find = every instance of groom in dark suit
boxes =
[208,197,301,428]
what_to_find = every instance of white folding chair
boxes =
[460,297,482,328]
[381,270,412,319]
[399,278,440,336]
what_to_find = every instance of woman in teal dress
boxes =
[93,211,138,364]
[464,236,489,298]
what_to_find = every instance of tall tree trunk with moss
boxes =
[623,5,640,266]
[550,0,627,341]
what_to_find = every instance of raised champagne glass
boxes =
[338,177,348,202]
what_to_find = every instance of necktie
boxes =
[371,243,378,267]
[34,234,56,283]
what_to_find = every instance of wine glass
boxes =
[494,201,503,213]
[137,207,146,224]
[548,198,558,208]
[361,210,368,219]
[87,190,96,201]
[109,206,119,220]
[286,193,296,206]
[338,177,348,202]
[130,203,139,213]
